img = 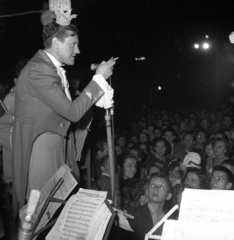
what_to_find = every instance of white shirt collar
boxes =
[43,50,63,68]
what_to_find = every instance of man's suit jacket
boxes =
[12,50,104,214]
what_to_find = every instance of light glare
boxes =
[203,43,209,49]
[194,44,199,49]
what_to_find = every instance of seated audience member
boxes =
[145,164,162,178]
[129,146,145,164]
[210,165,233,190]
[184,168,210,190]
[223,115,233,131]
[139,142,150,156]
[222,159,234,175]
[206,138,230,173]
[127,172,173,240]
[115,135,127,148]
[138,132,150,144]
[144,137,169,170]
[200,118,210,133]
[115,144,125,156]
[129,135,138,145]
[166,159,181,187]
[145,124,155,141]
[163,127,184,161]
[153,128,162,139]
[204,140,215,159]
[118,154,137,185]
[194,129,207,150]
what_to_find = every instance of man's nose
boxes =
[75,45,80,54]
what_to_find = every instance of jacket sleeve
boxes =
[27,63,104,122]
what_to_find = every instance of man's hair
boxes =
[44,24,78,49]
[213,165,233,183]
[148,172,173,193]
[182,131,195,140]
[222,159,234,167]
[163,127,176,136]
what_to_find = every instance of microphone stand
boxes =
[105,76,116,207]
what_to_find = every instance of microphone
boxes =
[90,57,119,71]
[18,190,41,240]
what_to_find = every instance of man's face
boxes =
[196,131,206,144]
[183,134,194,149]
[201,119,209,130]
[164,131,175,144]
[147,177,172,203]
[56,32,80,65]
[154,141,167,156]
[210,171,232,190]
[224,117,232,128]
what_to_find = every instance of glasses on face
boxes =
[198,134,205,138]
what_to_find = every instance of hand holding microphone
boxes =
[91,57,118,80]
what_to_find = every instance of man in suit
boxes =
[11,9,116,214]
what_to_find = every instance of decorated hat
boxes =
[183,152,201,169]
[41,0,77,41]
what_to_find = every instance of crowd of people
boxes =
[90,105,234,239]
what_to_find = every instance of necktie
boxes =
[58,66,72,101]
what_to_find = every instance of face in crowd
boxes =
[121,157,137,179]
[154,140,167,157]
[164,131,175,145]
[147,175,172,204]
[213,140,227,157]
[184,171,200,189]
[210,170,233,190]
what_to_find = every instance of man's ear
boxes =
[166,192,172,201]
[100,166,105,172]
[226,182,233,190]
[52,37,59,49]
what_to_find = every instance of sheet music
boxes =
[47,188,108,240]
[179,189,234,223]
[20,164,77,234]
[162,220,234,240]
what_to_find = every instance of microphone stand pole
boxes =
[105,77,116,207]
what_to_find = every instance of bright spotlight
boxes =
[158,86,162,90]
[203,43,209,49]
[205,35,209,39]
[194,44,199,49]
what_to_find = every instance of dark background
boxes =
[1,0,234,127]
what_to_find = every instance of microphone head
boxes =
[229,32,234,44]
[90,63,99,71]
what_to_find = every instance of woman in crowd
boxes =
[118,154,138,184]
[206,138,230,173]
